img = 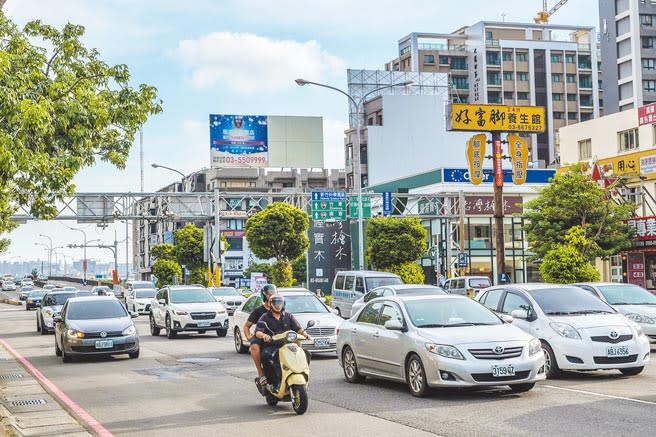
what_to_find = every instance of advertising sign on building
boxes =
[307,221,352,295]
[638,102,656,127]
[627,252,646,288]
[210,114,268,168]
[442,168,555,184]
[449,104,546,133]
[507,134,529,185]
[626,216,656,241]
[466,133,487,185]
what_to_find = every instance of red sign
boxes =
[627,252,646,288]
[493,138,503,187]
[639,103,656,126]
[222,230,245,238]
[626,216,656,241]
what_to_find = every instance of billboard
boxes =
[210,114,268,168]
[307,221,352,295]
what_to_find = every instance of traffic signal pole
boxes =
[492,132,506,284]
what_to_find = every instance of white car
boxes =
[36,290,77,334]
[210,287,246,315]
[478,283,651,378]
[149,286,229,339]
[125,287,157,314]
[233,288,343,355]
[351,284,447,316]
[2,281,17,291]
[20,279,34,288]
[574,282,656,344]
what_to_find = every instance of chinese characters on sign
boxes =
[638,102,656,127]
[466,134,487,185]
[627,252,646,288]
[209,114,268,168]
[307,221,352,294]
[507,134,529,185]
[640,154,656,175]
[463,195,523,215]
[311,191,347,221]
[449,104,546,133]
[626,216,656,241]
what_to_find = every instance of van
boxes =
[443,276,491,297]
[331,270,402,318]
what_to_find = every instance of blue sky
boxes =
[1,0,598,265]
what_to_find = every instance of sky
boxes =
[0,0,599,266]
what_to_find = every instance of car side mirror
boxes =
[130,312,139,318]
[158,299,166,305]
[384,320,404,331]
[499,314,514,323]
[53,315,63,323]
[510,309,528,320]
[331,308,339,315]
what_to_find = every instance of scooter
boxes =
[258,326,312,415]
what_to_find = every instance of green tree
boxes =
[151,259,182,288]
[174,224,204,267]
[384,262,425,284]
[245,203,309,287]
[0,13,161,238]
[539,227,601,283]
[366,217,427,269]
[151,244,175,261]
[292,254,307,286]
[523,171,634,261]
[244,262,273,279]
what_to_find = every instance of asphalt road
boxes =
[1,299,656,436]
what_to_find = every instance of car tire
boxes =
[234,328,249,354]
[291,384,308,415]
[509,382,535,393]
[342,346,365,383]
[216,328,227,337]
[25,305,30,311]
[36,316,40,333]
[166,315,176,339]
[406,354,429,397]
[40,317,47,335]
[129,349,140,359]
[620,366,644,376]
[62,348,72,363]
[150,313,160,336]
[55,339,62,357]
[541,341,562,379]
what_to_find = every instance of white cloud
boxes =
[174,32,345,92]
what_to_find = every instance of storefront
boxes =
[623,217,656,290]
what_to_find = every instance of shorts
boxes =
[250,337,264,348]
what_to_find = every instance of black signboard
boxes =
[307,220,352,294]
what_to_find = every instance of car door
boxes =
[342,275,356,317]
[370,301,406,378]
[55,301,68,349]
[235,296,259,340]
[499,289,537,336]
[154,289,168,325]
[352,302,383,373]
[479,288,505,312]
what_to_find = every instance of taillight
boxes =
[336,327,340,335]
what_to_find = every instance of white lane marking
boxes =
[542,384,656,406]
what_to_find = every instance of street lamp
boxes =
[63,225,92,284]
[152,163,187,192]
[39,234,53,276]
[295,78,414,270]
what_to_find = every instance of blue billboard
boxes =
[209,114,268,168]
[442,168,555,184]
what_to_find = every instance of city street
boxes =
[1,298,655,436]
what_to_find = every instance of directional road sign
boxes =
[311,191,347,221]
[349,195,371,218]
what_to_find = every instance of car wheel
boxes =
[509,382,535,393]
[62,347,72,363]
[55,338,62,357]
[36,316,40,333]
[234,328,249,353]
[129,349,140,359]
[291,384,308,415]
[620,366,644,376]
[342,346,365,383]
[150,313,160,336]
[406,354,429,397]
[216,328,227,337]
[40,317,47,335]
[166,315,176,339]
[541,341,561,379]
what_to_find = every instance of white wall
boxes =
[267,116,324,168]
[366,95,472,187]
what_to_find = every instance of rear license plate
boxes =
[197,321,211,327]
[607,345,629,357]
[491,364,515,377]
[95,340,113,349]
[314,338,330,348]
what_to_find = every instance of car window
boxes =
[357,302,383,324]
[597,284,656,305]
[480,289,504,311]
[529,287,615,314]
[67,300,128,320]
[284,295,329,313]
[344,275,355,291]
[242,296,258,313]
[457,279,465,289]
[501,292,532,314]
[170,288,215,303]
[576,285,599,297]
[379,303,403,326]
[469,278,491,288]
[156,290,163,301]
[355,277,365,293]
[363,291,377,302]
[334,274,345,289]
[382,288,394,297]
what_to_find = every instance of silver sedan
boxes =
[337,295,545,396]
[350,284,446,317]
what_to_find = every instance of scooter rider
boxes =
[243,284,277,387]
[255,294,312,390]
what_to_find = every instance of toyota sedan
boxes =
[337,295,545,396]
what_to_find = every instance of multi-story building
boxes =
[384,21,602,166]
[599,0,656,113]
[133,167,346,285]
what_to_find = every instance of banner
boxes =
[210,114,268,168]
[507,134,529,185]
[466,134,487,185]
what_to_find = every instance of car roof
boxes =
[67,296,122,303]
[279,290,315,297]
[167,286,208,290]
[45,290,78,295]
[495,283,580,292]
[335,270,400,277]
[376,284,443,291]
[278,287,312,292]
[382,294,469,303]
[573,282,628,287]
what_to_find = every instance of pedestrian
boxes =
[438,274,446,288]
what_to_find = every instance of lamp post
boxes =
[63,226,90,284]
[152,163,187,192]
[38,234,53,276]
[295,78,413,270]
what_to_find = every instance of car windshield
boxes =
[529,287,615,315]
[283,294,329,313]
[405,298,502,327]
[22,286,34,291]
[170,288,216,303]
[67,300,128,320]
[95,287,110,292]
[597,284,656,305]
[131,282,154,289]
[28,291,46,298]
[211,287,240,297]
[396,287,446,295]
[469,278,491,288]
[136,290,156,299]
[50,293,76,305]
[365,277,402,289]
[76,291,92,297]
[62,287,77,291]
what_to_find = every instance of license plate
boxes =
[607,345,629,357]
[197,321,211,327]
[95,340,113,349]
[314,338,330,348]
[491,364,515,377]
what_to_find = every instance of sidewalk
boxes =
[0,339,92,436]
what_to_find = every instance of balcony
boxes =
[486,39,500,47]
[578,44,591,52]
[418,43,466,52]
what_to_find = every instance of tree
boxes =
[244,262,273,280]
[151,259,182,288]
[292,254,307,286]
[0,13,161,238]
[523,171,634,261]
[151,244,175,261]
[367,217,427,269]
[539,227,601,283]
[384,262,425,284]
[174,224,204,267]
[245,203,309,287]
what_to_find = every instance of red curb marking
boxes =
[0,338,113,436]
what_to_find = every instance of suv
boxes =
[124,280,155,299]
[443,276,491,297]
[331,270,402,319]
[149,286,229,339]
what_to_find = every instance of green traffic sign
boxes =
[311,200,346,221]
[349,195,371,218]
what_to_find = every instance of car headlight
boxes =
[550,322,581,339]
[27,300,33,304]
[44,309,53,317]
[67,329,85,338]
[173,310,188,316]
[425,343,465,360]
[217,310,227,315]
[625,313,656,325]
[122,326,136,336]
[528,338,542,356]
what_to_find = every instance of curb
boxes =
[0,299,22,306]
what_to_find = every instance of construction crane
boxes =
[534,0,569,24]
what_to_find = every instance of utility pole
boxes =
[492,132,506,283]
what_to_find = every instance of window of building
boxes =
[486,52,500,65]
[565,54,575,64]
[452,76,468,89]
[552,73,562,82]
[486,31,493,40]
[503,71,513,81]
[423,54,435,64]
[578,55,592,69]
[642,37,656,48]
[226,237,243,251]
[439,55,449,64]
[566,74,576,83]
[616,0,629,14]
[578,139,592,160]
[580,76,593,88]
[487,91,501,103]
[567,94,576,101]
[581,112,592,121]
[553,112,564,119]
[643,59,656,70]
[618,128,639,151]
[516,53,527,62]
[502,51,512,61]
[517,72,528,81]
[641,14,654,26]
[644,80,656,92]
[504,91,514,100]
[517,92,529,100]
[580,95,593,106]
[551,54,562,63]
[487,72,501,85]
[553,93,563,101]
[568,112,578,120]
[450,57,467,70]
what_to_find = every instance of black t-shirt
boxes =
[247,305,268,324]
[255,311,302,337]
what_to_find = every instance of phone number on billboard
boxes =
[216,155,267,165]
